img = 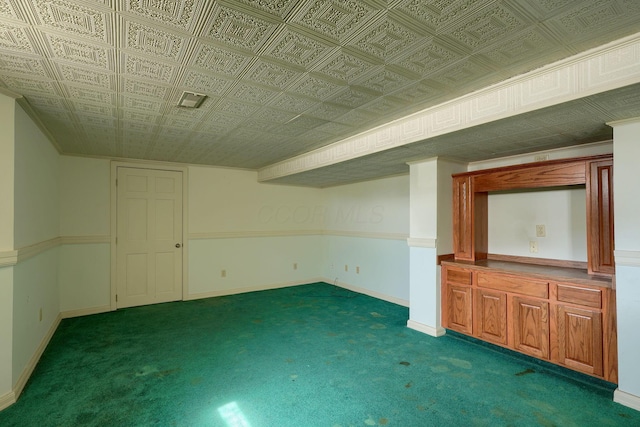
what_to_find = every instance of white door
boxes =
[116,167,183,308]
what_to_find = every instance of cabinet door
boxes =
[475,289,507,345]
[452,175,487,262]
[512,297,549,359]
[557,305,603,376]
[586,159,614,275]
[443,283,473,334]
[453,176,473,260]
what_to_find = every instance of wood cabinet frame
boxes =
[452,154,615,275]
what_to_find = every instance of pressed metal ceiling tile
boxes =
[261,27,335,70]
[283,74,345,101]
[347,14,427,62]
[179,69,234,95]
[44,32,113,69]
[395,0,496,31]
[0,0,24,20]
[203,2,280,52]
[394,38,465,77]
[0,22,40,53]
[353,65,416,95]
[288,0,382,43]
[327,85,378,109]
[120,0,202,32]
[0,52,48,76]
[29,0,112,43]
[438,2,532,53]
[1,0,640,187]
[1,74,59,95]
[122,18,188,62]
[120,76,170,99]
[312,47,381,84]
[70,100,115,116]
[230,0,299,19]
[122,52,176,83]
[242,57,304,89]
[191,42,254,76]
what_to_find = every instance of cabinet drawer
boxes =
[477,272,548,298]
[445,268,472,286]
[557,284,602,309]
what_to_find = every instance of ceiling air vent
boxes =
[178,91,206,108]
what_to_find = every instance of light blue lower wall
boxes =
[188,235,324,298]
[59,243,110,313]
[188,234,410,304]
[407,246,443,336]
[54,235,411,309]
[616,265,640,397]
[0,267,13,398]
[12,248,59,384]
[322,235,409,305]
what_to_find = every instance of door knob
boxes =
[175,243,181,248]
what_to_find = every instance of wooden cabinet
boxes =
[444,154,617,382]
[441,262,616,382]
[451,154,614,276]
[452,176,487,262]
[586,158,615,275]
[475,289,507,345]
[512,296,549,359]
[556,304,603,376]
[442,265,473,335]
[452,176,473,260]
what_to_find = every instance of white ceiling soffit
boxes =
[1,1,640,187]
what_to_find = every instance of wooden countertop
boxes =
[441,258,614,289]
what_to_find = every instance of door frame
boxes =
[110,161,189,311]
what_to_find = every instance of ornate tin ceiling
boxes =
[1,0,640,186]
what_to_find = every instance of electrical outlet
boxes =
[356,266,360,274]
[534,154,549,162]
[39,308,42,322]
[221,269,226,278]
[344,264,348,272]
[529,241,538,253]
[536,224,546,237]
[293,263,297,270]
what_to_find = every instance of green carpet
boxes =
[0,282,636,426]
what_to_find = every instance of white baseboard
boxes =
[184,278,325,301]
[327,278,409,307]
[0,390,16,412]
[614,389,640,411]
[61,305,112,319]
[10,312,62,408]
[407,319,446,337]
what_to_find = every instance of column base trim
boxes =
[0,390,16,412]
[407,319,446,337]
[614,388,640,411]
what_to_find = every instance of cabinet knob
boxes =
[175,243,181,248]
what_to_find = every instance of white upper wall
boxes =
[488,188,587,261]
[13,103,59,248]
[436,160,467,254]
[0,94,15,251]
[59,156,110,237]
[612,120,640,251]
[324,175,409,236]
[188,166,325,234]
